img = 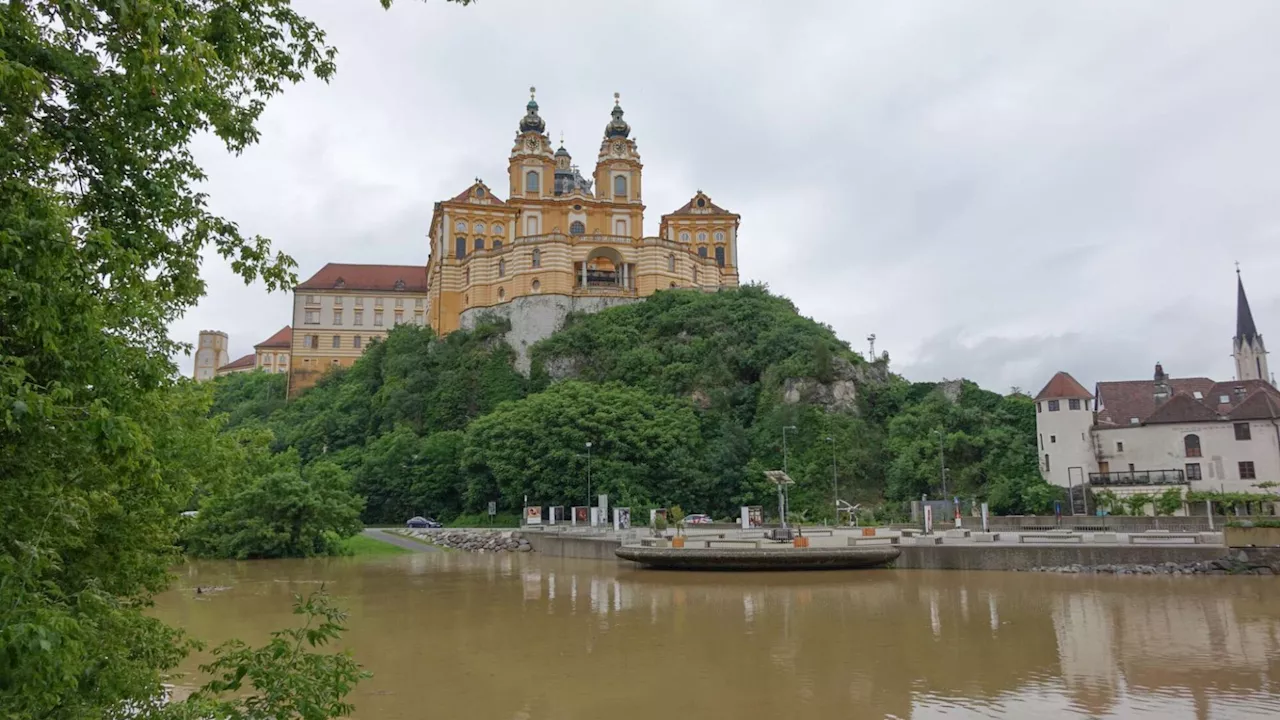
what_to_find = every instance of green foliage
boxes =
[1227,519,1280,528]
[339,534,410,556]
[172,592,367,720]
[1186,490,1279,505]
[1154,488,1185,516]
[208,372,289,430]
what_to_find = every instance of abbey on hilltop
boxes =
[424,89,741,344]
[1035,270,1277,512]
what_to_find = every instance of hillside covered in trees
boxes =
[209,285,1056,524]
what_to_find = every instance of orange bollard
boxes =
[672,537,685,548]
[793,536,810,548]
[862,527,876,537]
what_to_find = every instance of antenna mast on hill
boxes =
[867,334,876,359]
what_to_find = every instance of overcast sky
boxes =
[174,0,1280,394]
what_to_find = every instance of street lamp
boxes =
[585,441,593,511]
[825,436,839,524]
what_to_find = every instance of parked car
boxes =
[684,514,712,525]
[406,516,441,529]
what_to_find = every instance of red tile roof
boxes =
[1034,371,1093,400]
[255,326,292,349]
[218,353,256,371]
[296,263,427,293]
[446,181,507,205]
[1096,376,1280,426]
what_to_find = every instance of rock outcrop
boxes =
[397,529,532,553]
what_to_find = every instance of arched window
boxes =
[526,216,539,236]
[615,219,626,236]
[715,246,725,267]
[463,268,470,284]
[455,221,466,232]
[697,232,707,243]
[714,231,725,242]
[525,171,539,193]
[493,239,503,250]
[475,186,485,197]
[1184,434,1202,458]
[498,287,506,300]
[680,232,690,243]
[493,223,504,234]
[698,246,708,258]
[475,223,486,233]
[532,279,541,292]
[667,254,675,272]
[474,237,485,251]
[532,249,541,268]
[570,221,585,235]
[455,236,466,258]
[498,259,506,277]
[613,174,627,197]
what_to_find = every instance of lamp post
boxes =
[585,441,593,511]
[825,436,839,524]
[936,430,947,497]
[781,425,797,527]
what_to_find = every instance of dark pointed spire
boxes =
[1237,267,1259,344]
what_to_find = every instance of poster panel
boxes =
[980,502,990,533]
[613,507,631,531]
[649,508,667,526]
[923,504,934,535]
[748,506,763,528]
[573,506,588,526]
[525,506,543,526]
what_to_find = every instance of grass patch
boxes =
[341,534,411,556]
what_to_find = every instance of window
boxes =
[715,231,725,242]
[333,297,343,306]
[613,174,627,196]
[714,246,725,267]
[1186,463,1202,480]
[374,311,384,327]
[667,254,675,272]
[1129,417,1140,425]
[1039,434,1043,449]
[493,239,502,250]
[498,287,505,300]
[332,335,340,349]
[1184,434,1201,458]
[395,298,403,309]
[277,353,287,363]
[464,268,470,284]
[570,221,585,235]
[532,249,541,268]
[415,298,424,308]
[475,223,486,233]
[1116,441,1124,452]
[615,219,626,235]
[532,279,541,292]
[304,310,319,324]
[1068,399,1081,410]
[201,336,212,347]
[375,298,383,308]
[354,311,363,326]
[333,310,343,326]
[680,232,690,242]
[696,198,706,208]
[498,259,506,277]
[526,216,539,235]
[1219,395,1230,404]
[1036,403,1041,413]
[303,335,314,349]
[493,223,504,234]
[1050,435,1056,444]
[698,246,707,258]
[1239,461,1257,480]
[394,311,403,325]
[474,237,485,251]
[1128,463,1135,472]
[526,170,539,193]
[698,232,707,243]
[414,313,424,325]
[1047,400,1060,411]
[1235,422,1252,441]
[354,336,362,349]
[1043,454,1050,471]
[476,187,485,198]
[332,359,340,365]
[306,295,317,304]
[455,221,466,232]
[1192,391,1203,399]
[355,297,363,308]
[456,236,466,258]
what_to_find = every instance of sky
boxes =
[174,0,1280,394]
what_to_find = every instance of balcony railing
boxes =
[1088,469,1188,487]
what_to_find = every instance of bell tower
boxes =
[1233,267,1270,383]
[508,87,555,219]
[594,93,644,238]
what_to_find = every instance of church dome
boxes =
[604,93,630,139]
[519,87,545,134]
[555,144,570,158]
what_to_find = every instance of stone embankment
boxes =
[1025,551,1278,576]
[400,529,532,553]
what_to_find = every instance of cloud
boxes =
[172,0,1280,393]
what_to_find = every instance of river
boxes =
[154,551,1280,719]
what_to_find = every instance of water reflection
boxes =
[154,553,1280,720]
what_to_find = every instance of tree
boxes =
[1,1,471,715]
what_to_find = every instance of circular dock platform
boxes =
[615,545,900,571]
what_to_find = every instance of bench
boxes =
[944,529,971,539]
[1199,532,1224,545]
[1128,531,1200,545]
[1018,532,1082,544]
[697,539,763,549]
[973,532,1000,542]
[1091,532,1119,543]
[909,535,942,546]
[848,536,900,547]
[801,529,835,537]
[900,529,921,538]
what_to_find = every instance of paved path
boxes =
[361,528,439,552]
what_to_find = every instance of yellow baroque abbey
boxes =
[425,90,741,336]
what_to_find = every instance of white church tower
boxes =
[1233,269,1270,384]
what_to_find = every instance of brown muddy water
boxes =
[154,552,1280,719]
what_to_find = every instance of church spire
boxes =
[1237,267,1259,344]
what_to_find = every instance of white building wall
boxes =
[1035,398,1097,489]
[1094,419,1280,493]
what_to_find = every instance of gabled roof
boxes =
[665,191,737,218]
[1035,371,1093,401]
[1143,393,1221,425]
[295,263,427,293]
[1095,377,1215,426]
[445,181,507,206]
[1227,388,1280,420]
[255,326,292,349]
[218,354,256,372]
